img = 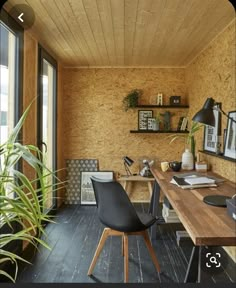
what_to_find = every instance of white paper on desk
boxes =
[170,178,178,185]
[184,177,215,185]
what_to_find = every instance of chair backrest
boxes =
[90,176,146,232]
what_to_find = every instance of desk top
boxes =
[118,175,155,182]
[151,168,236,246]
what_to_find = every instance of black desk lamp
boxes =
[192,97,236,126]
[192,97,234,207]
[123,156,134,176]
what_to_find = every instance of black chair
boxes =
[87,176,161,283]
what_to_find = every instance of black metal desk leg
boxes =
[149,180,161,240]
[184,246,202,283]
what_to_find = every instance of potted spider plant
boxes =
[0,103,61,282]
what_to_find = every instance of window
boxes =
[0,24,16,145]
[0,9,23,196]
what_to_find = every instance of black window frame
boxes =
[0,8,23,130]
[38,45,58,213]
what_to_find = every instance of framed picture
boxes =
[138,110,153,130]
[147,118,156,130]
[224,111,236,160]
[80,171,113,204]
[203,103,221,153]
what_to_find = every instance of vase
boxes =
[181,149,194,170]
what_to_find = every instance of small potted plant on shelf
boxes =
[153,113,162,131]
[123,89,143,111]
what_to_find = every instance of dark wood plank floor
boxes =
[15,204,235,284]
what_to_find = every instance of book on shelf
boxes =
[180,117,188,131]
[177,116,184,131]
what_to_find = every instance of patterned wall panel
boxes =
[65,159,98,204]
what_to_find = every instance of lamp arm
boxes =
[124,162,132,176]
[214,106,236,123]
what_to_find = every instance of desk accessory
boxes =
[161,161,169,172]
[140,159,154,177]
[203,195,231,207]
[169,161,182,172]
[123,156,134,176]
[181,149,194,170]
[226,195,236,220]
[195,161,207,172]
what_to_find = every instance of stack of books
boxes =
[162,197,180,223]
[171,174,218,189]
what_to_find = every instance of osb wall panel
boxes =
[186,20,236,181]
[63,68,187,201]
[186,20,236,262]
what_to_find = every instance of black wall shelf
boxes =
[130,130,189,134]
[135,105,189,108]
[199,150,236,163]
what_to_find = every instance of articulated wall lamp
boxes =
[192,97,235,207]
[192,97,236,126]
[123,156,134,176]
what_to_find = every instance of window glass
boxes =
[0,23,15,145]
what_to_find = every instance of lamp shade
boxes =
[123,156,134,166]
[192,97,215,126]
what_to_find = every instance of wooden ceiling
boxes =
[5,0,235,67]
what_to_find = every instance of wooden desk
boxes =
[150,167,236,282]
[118,175,155,199]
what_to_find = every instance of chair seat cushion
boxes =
[137,212,156,228]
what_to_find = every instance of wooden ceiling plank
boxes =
[4,0,71,62]
[124,0,138,66]
[132,0,154,66]
[96,0,116,66]
[179,1,235,65]
[5,0,235,67]
[82,0,110,66]
[69,0,103,66]
[55,0,92,66]
[147,0,189,66]
[110,0,125,66]
[39,0,84,61]
[151,0,197,66]
[139,0,166,66]
[25,0,74,63]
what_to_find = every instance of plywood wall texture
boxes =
[63,68,187,201]
[186,20,236,262]
[187,20,236,181]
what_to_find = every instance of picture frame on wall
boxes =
[138,110,153,130]
[223,111,236,160]
[80,171,113,205]
[203,103,221,153]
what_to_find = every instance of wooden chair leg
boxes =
[87,228,110,275]
[122,234,124,256]
[142,230,161,273]
[123,233,129,283]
